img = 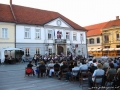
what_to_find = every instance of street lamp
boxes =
[80,34,83,56]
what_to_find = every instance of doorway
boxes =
[57,45,63,55]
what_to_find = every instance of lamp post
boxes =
[80,34,83,56]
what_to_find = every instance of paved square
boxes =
[0,63,82,90]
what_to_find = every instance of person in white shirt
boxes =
[93,59,97,67]
[87,59,93,67]
[79,60,88,71]
[48,60,54,77]
[88,63,105,90]
[54,55,58,60]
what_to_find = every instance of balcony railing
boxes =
[54,39,66,43]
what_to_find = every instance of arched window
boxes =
[89,38,94,44]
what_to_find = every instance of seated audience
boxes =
[88,63,104,90]
[93,59,97,67]
[66,61,75,81]
[79,60,88,72]
[106,63,116,80]
[48,60,54,77]
[87,59,93,67]
[26,61,35,76]
[58,61,68,80]
[88,63,97,74]
[54,61,60,76]
[102,60,109,69]
[38,61,46,77]
[113,60,118,68]
[77,60,82,67]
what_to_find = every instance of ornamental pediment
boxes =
[44,17,73,29]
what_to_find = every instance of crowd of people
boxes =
[25,53,120,90]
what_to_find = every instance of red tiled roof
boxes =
[0,4,86,31]
[84,22,108,36]
[0,4,15,22]
[103,19,120,29]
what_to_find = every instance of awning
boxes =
[103,48,109,51]
[115,48,120,50]
[103,48,115,51]
[109,48,115,51]
[96,48,102,51]
[88,49,91,52]
[3,48,22,51]
[91,49,97,51]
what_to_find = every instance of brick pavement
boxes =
[0,63,83,90]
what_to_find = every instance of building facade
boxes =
[16,18,87,57]
[0,22,15,57]
[102,16,120,57]
[85,22,107,57]
[86,16,120,57]
[0,2,88,58]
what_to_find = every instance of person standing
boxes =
[33,55,37,66]
[70,53,73,61]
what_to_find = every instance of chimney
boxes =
[10,0,12,5]
[9,0,17,22]
[116,16,119,20]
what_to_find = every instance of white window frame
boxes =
[48,30,52,39]
[24,28,31,39]
[66,32,70,40]
[48,48,52,55]
[35,29,41,39]
[1,28,8,39]
[73,32,77,41]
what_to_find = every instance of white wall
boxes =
[16,25,86,44]
[16,25,45,43]
[45,28,86,44]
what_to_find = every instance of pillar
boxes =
[55,44,57,55]
[65,45,67,56]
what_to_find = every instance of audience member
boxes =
[88,63,104,90]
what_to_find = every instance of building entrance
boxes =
[57,45,63,55]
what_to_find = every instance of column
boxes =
[55,44,57,55]
[65,45,67,56]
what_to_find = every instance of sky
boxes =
[0,0,120,27]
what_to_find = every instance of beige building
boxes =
[85,16,120,57]
[102,16,120,57]
[0,22,15,56]
[85,22,108,57]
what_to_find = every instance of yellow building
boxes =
[0,22,15,56]
[0,3,16,58]
[102,16,120,57]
